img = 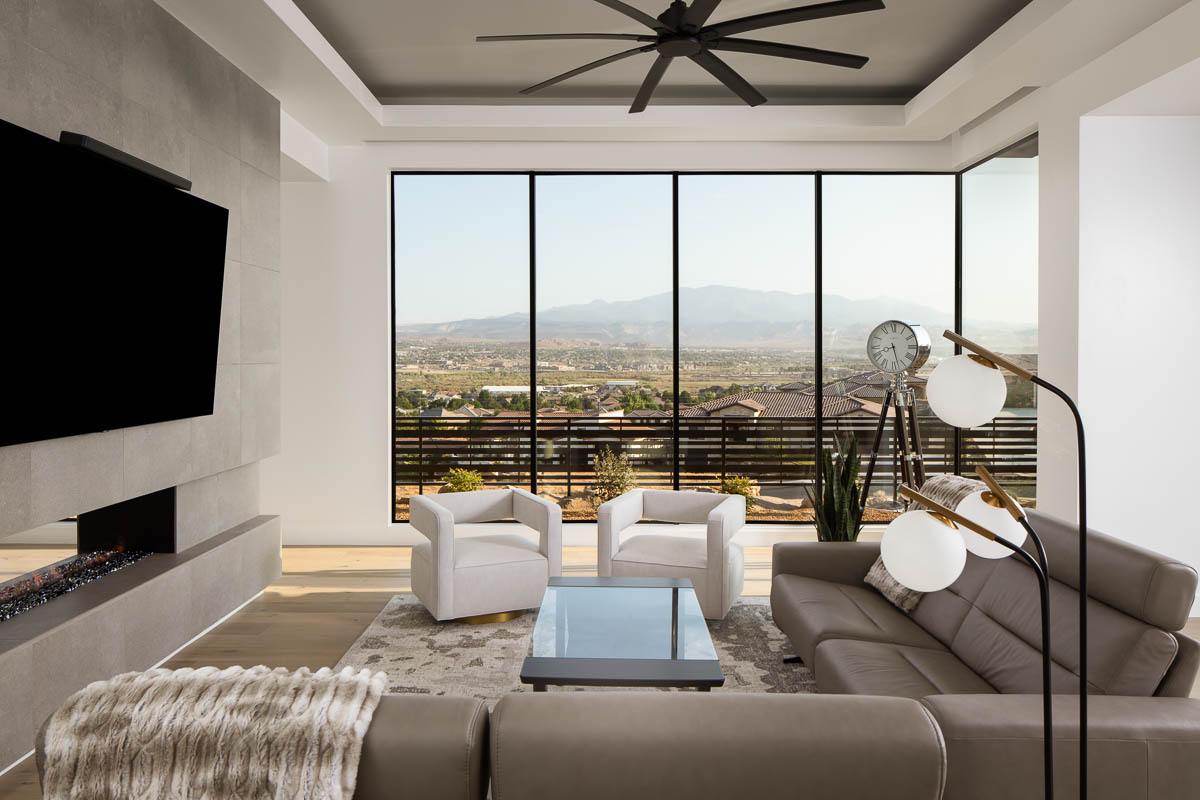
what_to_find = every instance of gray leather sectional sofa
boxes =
[38,692,949,800]
[771,507,1200,799]
[33,506,1200,799]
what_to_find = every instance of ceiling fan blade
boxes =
[709,37,868,68]
[520,44,657,94]
[478,33,658,43]
[593,0,671,31]
[702,0,884,38]
[688,49,766,106]
[682,0,724,30]
[629,55,673,113]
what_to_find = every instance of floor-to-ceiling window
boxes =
[392,164,1037,523]
[822,175,956,517]
[961,137,1039,503]
[678,175,817,521]
[534,175,674,518]
[392,174,531,521]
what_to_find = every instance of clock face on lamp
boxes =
[867,320,931,374]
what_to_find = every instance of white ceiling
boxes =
[289,0,1033,104]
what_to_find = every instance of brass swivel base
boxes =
[453,609,528,625]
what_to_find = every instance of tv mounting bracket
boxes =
[59,130,192,191]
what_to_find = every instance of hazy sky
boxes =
[393,165,1037,327]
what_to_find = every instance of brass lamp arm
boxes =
[974,465,1027,522]
[897,485,999,541]
[942,330,1035,381]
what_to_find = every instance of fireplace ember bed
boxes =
[0,549,151,621]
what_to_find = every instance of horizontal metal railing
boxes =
[393,414,1036,520]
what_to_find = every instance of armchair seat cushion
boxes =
[814,639,996,698]
[451,534,543,568]
[612,534,707,570]
[772,574,944,666]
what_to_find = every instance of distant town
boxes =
[394,337,1038,420]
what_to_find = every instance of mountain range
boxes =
[396,286,1035,351]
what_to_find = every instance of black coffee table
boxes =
[520,576,725,692]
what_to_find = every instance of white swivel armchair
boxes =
[597,489,746,620]
[410,488,562,622]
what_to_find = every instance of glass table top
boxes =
[531,580,718,662]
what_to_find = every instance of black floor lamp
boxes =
[926,330,1088,799]
[884,475,1054,800]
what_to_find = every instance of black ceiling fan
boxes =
[477,0,884,113]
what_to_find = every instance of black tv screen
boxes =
[0,119,228,448]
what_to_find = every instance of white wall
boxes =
[1079,116,1200,606]
[261,139,949,545]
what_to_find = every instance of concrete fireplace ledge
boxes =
[0,515,281,770]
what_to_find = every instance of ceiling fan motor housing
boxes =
[657,36,703,57]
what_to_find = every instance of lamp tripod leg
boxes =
[907,404,927,487]
[858,388,893,514]
[894,404,912,491]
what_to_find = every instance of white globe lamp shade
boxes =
[880,511,968,592]
[926,354,1008,428]
[956,490,1028,559]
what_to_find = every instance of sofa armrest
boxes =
[771,541,881,585]
[37,695,491,800]
[920,694,1200,800]
[596,490,644,576]
[511,487,562,577]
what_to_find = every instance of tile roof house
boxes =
[681,391,865,418]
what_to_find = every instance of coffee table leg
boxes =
[533,683,547,692]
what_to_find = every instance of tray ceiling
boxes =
[290,0,1034,105]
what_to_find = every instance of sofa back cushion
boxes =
[491,693,947,800]
[911,508,1196,697]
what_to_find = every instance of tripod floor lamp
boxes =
[924,330,1089,799]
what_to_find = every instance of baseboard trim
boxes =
[0,750,33,780]
[151,589,266,669]
[282,522,888,547]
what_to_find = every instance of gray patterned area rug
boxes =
[334,594,815,706]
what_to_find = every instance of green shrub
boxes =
[593,447,637,504]
[441,468,484,493]
[720,475,758,510]
[804,434,863,542]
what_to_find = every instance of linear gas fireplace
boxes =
[0,487,176,622]
[0,549,150,620]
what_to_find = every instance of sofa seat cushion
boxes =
[613,534,707,570]
[771,574,944,665]
[814,639,997,698]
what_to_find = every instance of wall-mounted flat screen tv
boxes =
[0,118,228,448]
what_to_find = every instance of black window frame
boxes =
[390,152,1035,524]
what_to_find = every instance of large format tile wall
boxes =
[0,0,282,767]
[0,0,280,543]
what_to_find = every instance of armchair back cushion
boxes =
[427,489,514,523]
[642,489,729,523]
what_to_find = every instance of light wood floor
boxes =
[1,545,1197,798]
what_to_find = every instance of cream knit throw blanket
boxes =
[41,665,387,800]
